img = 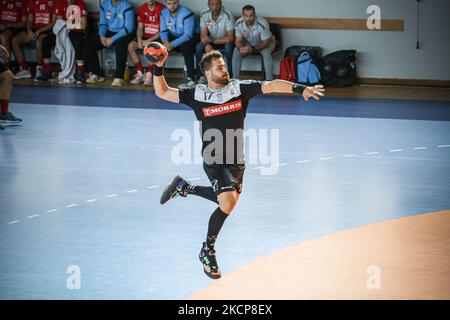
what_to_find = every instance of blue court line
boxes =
[12,84,450,121]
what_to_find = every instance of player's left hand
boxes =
[104,38,113,47]
[164,42,173,51]
[302,85,326,101]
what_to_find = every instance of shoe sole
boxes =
[160,175,184,205]
[86,79,105,84]
[0,121,22,124]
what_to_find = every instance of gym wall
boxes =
[83,0,450,81]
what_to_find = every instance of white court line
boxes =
[10,142,448,227]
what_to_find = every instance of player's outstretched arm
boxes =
[262,79,325,101]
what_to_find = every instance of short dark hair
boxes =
[199,50,223,74]
[242,5,255,14]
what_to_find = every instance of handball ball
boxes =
[143,42,168,65]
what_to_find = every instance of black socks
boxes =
[183,182,227,250]
[206,207,229,249]
[186,184,218,204]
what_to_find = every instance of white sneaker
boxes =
[57,76,75,85]
[14,69,32,80]
[86,73,105,84]
[130,70,144,84]
[111,78,125,87]
[33,66,44,81]
[143,72,153,86]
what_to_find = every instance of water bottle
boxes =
[105,58,113,77]
[124,62,130,81]
[183,65,187,79]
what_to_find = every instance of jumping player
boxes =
[154,49,325,279]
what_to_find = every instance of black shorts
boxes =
[203,162,246,195]
[0,61,7,73]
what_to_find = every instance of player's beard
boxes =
[212,72,230,86]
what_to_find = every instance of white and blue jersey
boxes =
[99,0,135,44]
[160,5,200,48]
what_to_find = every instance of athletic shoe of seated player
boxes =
[86,73,105,83]
[14,68,31,80]
[0,111,22,124]
[75,71,85,84]
[143,71,153,86]
[131,70,144,84]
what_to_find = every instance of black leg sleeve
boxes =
[206,207,229,249]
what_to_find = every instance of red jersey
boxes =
[54,0,87,33]
[137,1,164,39]
[0,0,28,25]
[28,0,55,30]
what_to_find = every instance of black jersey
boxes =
[178,79,263,165]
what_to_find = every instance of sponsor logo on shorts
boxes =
[202,100,242,118]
